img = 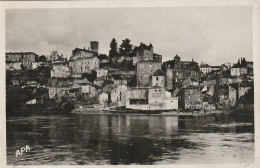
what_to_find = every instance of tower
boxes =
[90,41,99,53]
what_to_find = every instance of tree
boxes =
[119,38,133,56]
[109,38,118,59]
[38,55,47,62]
[49,50,59,61]
[82,70,97,83]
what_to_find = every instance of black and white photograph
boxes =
[2,1,259,167]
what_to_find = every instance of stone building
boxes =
[111,85,127,107]
[48,85,72,99]
[200,64,212,74]
[136,60,162,87]
[6,52,37,70]
[51,64,71,78]
[6,61,22,71]
[79,83,100,98]
[99,92,109,106]
[90,41,99,53]
[69,47,99,76]
[132,43,162,65]
[126,87,178,110]
[163,55,200,90]
[148,86,166,110]
[228,85,237,106]
[126,88,149,110]
[96,68,108,78]
[178,85,203,110]
[231,66,248,76]
[149,69,165,87]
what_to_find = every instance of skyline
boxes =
[6,6,253,65]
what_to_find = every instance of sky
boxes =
[6,6,253,65]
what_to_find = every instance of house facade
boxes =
[51,64,71,78]
[136,60,162,87]
[111,85,127,107]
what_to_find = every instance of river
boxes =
[6,111,254,165]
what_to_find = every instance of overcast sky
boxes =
[6,6,252,65]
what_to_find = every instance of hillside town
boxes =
[6,39,254,115]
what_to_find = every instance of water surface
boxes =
[7,112,254,165]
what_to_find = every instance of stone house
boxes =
[111,85,127,107]
[99,92,109,106]
[148,86,166,110]
[136,60,162,87]
[228,85,237,106]
[6,52,37,70]
[150,69,165,87]
[93,77,105,86]
[69,56,99,75]
[114,79,127,86]
[126,88,149,110]
[126,87,178,110]
[96,68,108,78]
[178,86,203,110]
[182,77,199,87]
[164,55,200,85]
[69,47,99,76]
[48,85,72,99]
[51,64,71,78]
[79,83,101,98]
[6,61,22,71]
[231,63,248,76]
[215,85,231,109]
[200,64,212,74]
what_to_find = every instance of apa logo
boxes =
[15,145,30,157]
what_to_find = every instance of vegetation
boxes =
[82,70,97,83]
[109,38,118,59]
[110,60,135,71]
[119,38,133,56]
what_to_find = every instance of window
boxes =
[156,77,158,80]
[156,83,158,86]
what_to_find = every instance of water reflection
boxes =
[7,112,254,165]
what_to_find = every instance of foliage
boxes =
[59,96,75,113]
[6,86,25,115]
[109,38,118,59]
[38,55,47,62]
[119,38,133,56]
[82,70,97,83]
[239,87,254,104]
[110,60,135,71]
[234,57,247,68]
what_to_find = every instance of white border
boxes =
[0,0,259,168]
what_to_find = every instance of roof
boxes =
[73,47,97,54]
[153,69,165,76]
[200,64,211,68]
[6,52,37,55]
